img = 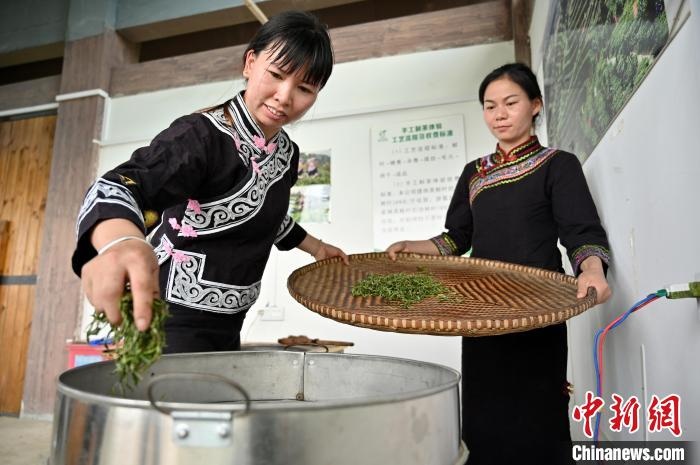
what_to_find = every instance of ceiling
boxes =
[0,0,528,87]
[136,0,494,61]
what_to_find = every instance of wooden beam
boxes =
[0,76,61,113]
[112,44,248,97]
[332,0,511,63]
[118,0,366,43]
[244,0,269,24]
[60,31,139,94]
[0,42,64,68]
[111,0,511,97]
[511,0,534,66]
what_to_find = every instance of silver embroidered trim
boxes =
[153,234,173,265]
[165,252,261,314]
[182,134,293,235]
[76,178,144,236]
[229,97,267,146]
[274,215,295,244]
[201,109,251,165]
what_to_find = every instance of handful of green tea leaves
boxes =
[86,292,169,392]
[351,271,457,308]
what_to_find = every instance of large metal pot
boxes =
[51,351,465,465]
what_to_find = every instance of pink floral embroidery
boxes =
[186,199,202,214]
[169,218,181,230]
[265,142,277,154]
[250,153,262,174]
[232,132,242,151]
[253,135,266,149]
[172,251,191,263]
[162,242,190,263]
[179,224,198,238]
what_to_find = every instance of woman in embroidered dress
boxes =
[387,63,611,465]
[72,11,348,353]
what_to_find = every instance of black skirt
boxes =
[162,305,247,354]
[461,323,575,465]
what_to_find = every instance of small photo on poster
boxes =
[289,150,331,223]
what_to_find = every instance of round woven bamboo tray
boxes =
[287,252,596,337]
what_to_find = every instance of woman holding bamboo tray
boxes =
[387,63,611,465]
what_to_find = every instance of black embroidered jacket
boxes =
[430,136,610,274]
[72,92,307,314]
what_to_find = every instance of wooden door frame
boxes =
[0,115,56,415]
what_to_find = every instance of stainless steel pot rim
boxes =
[57,351,461,413]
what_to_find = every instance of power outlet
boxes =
[260,305,285,321]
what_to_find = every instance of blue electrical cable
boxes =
[591,284,694,442]
[592,293,660,443]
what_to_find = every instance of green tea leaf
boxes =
[351,271,458,308]
[86,292,169,392]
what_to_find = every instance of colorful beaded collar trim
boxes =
[469,139,558,204]
[475,136,542,178]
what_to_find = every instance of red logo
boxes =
[572,391,605,438]
[648,394,682,437]
[609,394,640,433]
[572,392,682,438]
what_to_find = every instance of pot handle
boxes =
[146,372,251,416]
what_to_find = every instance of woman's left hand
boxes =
[577,256,612,304]
[298,234,349,265]
[314,240,350,265]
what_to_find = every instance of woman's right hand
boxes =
[386,241,410,261]
[386,239,440,261]
[83,219,159,331]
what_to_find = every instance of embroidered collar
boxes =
[228,91,280,155]
[476,136,542,178]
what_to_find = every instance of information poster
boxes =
[371,115,466,250]
[288,149,331,223]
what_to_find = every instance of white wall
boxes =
[531,2,700,441]
[95,6,700,442]
[94,42,514,374]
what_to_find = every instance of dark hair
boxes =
[243,11,334,89]
[478,63,543,120]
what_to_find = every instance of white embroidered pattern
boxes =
[202,108,252,166]
[165,251,261,313]
[274,215,294,244]
[181,134,293,235]
[76,178,144,236]
[153,234,174,265]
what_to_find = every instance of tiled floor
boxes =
[0,416,53,465]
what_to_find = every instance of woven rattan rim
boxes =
[287,252,596,337]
